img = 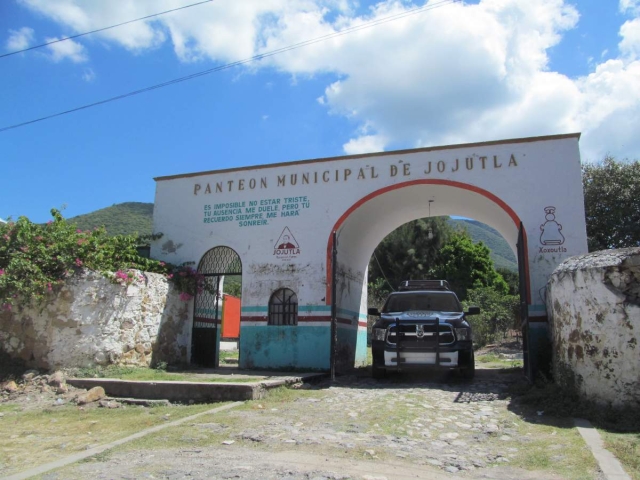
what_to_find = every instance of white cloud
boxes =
[343,134,387,154]
[619,17,640,59]
[45,37,87,62]
[575,59,640,160]
[82,67,95,81]
[620,0,640,15]
[5,27,35,52]
[13,0,640,161]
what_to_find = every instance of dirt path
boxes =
[47,445,567,480]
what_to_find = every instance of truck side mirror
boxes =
[368,307,380,316]
[466,306,480,316]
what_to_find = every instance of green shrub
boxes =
[463,286,519,348]
[0,209,205,310]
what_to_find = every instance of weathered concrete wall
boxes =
[0,269,191,370]
[547,247,640,407]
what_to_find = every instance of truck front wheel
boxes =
[459,350,475,380]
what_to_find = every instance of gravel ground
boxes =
[34,368,602,480]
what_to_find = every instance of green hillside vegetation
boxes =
[69,203,517,271]
[70,202,153,237]
[449,218,517,271]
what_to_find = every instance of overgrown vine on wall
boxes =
[0,209,206,310]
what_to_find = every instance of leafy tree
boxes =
[463,287,519,348]
[496,267,519,296]
[582,156,640,251]
[368,217,452,290]
[431,233,508,301]
[223,275,242,298]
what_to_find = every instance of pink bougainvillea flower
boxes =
[0,269,5,276]
[179,292,193,302]
[159,261,165,266]
[166,273,173,279]
[47,220,53,225]
[47,282,52,291]
[75,258,83,267]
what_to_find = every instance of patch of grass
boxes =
[487,414,599,479]
[219,350,239,363]
[0,403,21,414]
[476,353,523,369]
[477,353,502,363]
[601,431,640,480]
[509,378,640,478]
[111,387,325,452]
[0,402,217,477]
[73,365,260,383]
[259,385,320,403]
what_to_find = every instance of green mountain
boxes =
[69,202,517,271]
[70,202,153,237]
[448,218,517,271]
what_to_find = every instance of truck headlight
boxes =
[455,328,472,341]
[372,328,387,341]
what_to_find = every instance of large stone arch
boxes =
[324,180,529,370]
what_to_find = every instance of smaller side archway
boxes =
[192,246,242,367]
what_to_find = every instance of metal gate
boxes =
[516,222,531,380]
[192,246,242,368]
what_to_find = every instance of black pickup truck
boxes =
[368,280,479,379]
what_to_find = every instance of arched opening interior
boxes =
[325,180,528,371]
[192,246,242,368]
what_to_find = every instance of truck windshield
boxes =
[383,292,462,313]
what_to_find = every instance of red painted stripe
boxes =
[240,316,267,322]
[326,179,531,304]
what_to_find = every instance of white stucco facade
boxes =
[151,133,588,370]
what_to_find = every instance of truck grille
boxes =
[386,323,455,346]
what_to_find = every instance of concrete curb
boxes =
[67,373,325,402]
[3,401,244,480]
[574,418,631,480]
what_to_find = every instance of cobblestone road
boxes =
[47,369,601,480]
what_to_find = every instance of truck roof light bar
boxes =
[398,280,451,291]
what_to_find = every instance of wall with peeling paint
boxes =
[547,248,640,407]
[0,270,190,370]
[152,134,588,370]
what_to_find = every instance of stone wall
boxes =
[0,269,191,370]
[547,247,640,407]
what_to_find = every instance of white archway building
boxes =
[152,133,587,374]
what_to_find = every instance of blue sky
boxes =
[1,0,639,223]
